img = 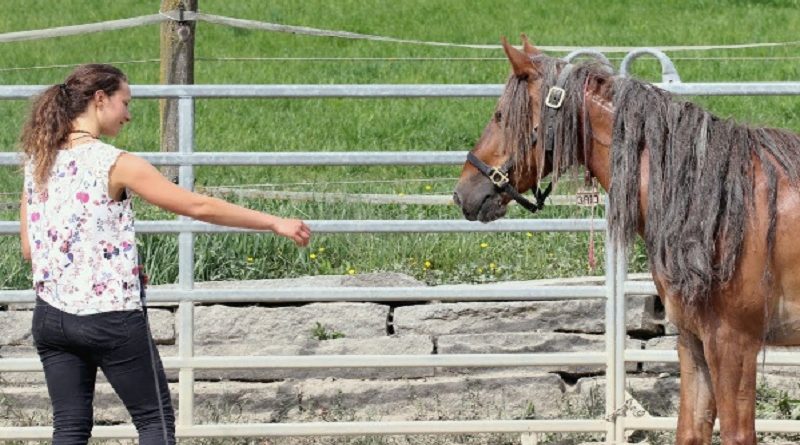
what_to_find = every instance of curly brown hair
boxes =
[20,64,127,190]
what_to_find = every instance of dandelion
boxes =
[424,185,432,191]
[489,263,496,270]
[476,267,484,273]
[480,242,488,248]
[348,268,356,275]
[318,247,326,253]
[246,257,254,264]
[309,253,317,260]
[424,260,432,269]
[526,232,533,238]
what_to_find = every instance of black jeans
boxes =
[31,297,175,444]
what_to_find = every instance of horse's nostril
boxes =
[452,192,462,206]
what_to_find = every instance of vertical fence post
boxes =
[177,96,195,427]
[604,206,618,442]
[614,237,629,442]
[159,0,197,182]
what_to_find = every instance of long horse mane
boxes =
[498,56,800,305]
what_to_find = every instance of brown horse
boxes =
[453,36,800,445]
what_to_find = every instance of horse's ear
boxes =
[520,34,542,56]
[501,36,536,78]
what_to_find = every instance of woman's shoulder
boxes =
[89,140,126,154]
[75,141,128,173]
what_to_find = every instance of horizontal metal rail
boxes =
[0,151,468,166]
[6,416,800,440]
[625,417,800,434]
[5,349,800,372]
[624,280,658,295]
[0,352,608,372]
[0,419,608,440]
[625,349,800,366]
[0,218,609,235]
[0,284,608,304]
[2,83,800,100]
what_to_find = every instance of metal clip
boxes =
[488,168,509,187]
[545,86,566,109]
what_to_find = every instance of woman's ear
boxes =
[94,90,108,107]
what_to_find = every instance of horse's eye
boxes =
[494,111,502,122]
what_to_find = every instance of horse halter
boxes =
[465,62,578,214]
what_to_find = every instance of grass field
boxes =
[1,0,799,288]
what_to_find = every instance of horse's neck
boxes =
[584,86,649,231]
[584,89,615,192]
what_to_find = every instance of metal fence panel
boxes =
[3,60,800,440]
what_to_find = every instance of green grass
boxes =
[0,0,798,288]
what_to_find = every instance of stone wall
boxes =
[2,273,800,443]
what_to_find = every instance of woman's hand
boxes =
[272,218,312,247]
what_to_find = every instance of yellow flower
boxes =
[246,257,254,263]
[526,232,533,238]
[348,268,356,275]
[476,267,484,273]
[424,260,432,268]
[398,192,405,196]
[480,242,488,248]
[489,263,496,270]
[318,247,325,253]
[309,253,317,260]
[424,185,432,191]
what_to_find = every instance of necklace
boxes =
[66,129,98,146]
[69,129,98,138]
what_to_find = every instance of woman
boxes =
[18,64,311,444]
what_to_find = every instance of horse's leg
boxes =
[676,330,716,445]
[704,324,761,445]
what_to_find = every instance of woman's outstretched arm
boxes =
[110,153,311,246]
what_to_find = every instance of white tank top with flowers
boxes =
[24,142,142,315]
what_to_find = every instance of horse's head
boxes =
[453,35,551,222]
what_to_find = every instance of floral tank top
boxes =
[24,142,142,315]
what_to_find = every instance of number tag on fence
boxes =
[576,187,599,206]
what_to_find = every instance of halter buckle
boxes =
[488,168,509,187]
[545,86,566,109]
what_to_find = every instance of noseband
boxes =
[466,143,552,214]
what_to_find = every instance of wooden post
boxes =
[159,0,196,182]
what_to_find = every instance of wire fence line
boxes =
[2,8,800,52]
[5,55,800,73]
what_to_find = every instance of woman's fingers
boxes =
[273,218,311,246]
[294,221,311,246]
